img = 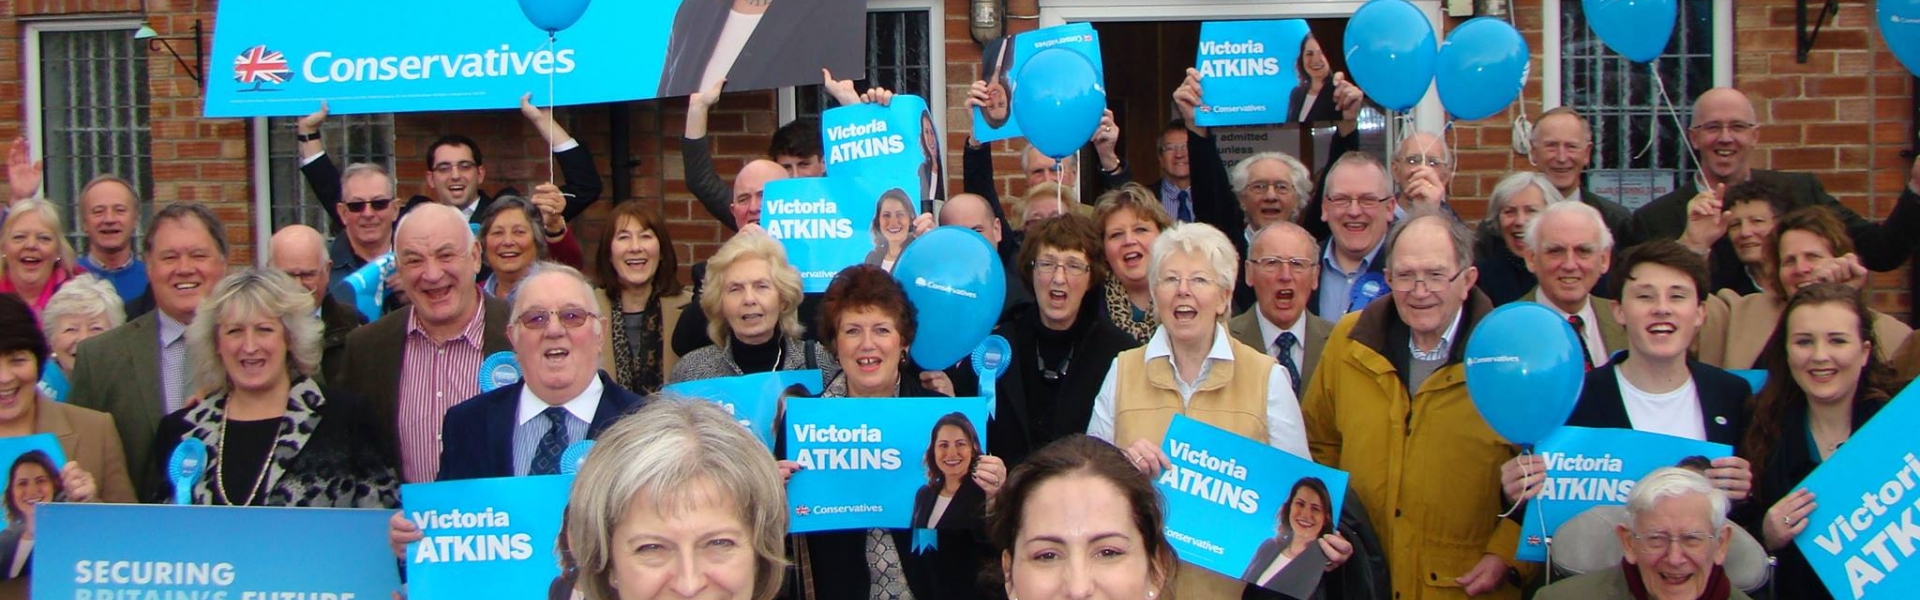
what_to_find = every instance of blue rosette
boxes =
[560,440,595,475]
[168,438,208,506]
[971,335,1013,419]
[479,351,522,393]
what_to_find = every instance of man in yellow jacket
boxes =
[1302,207,1530,600]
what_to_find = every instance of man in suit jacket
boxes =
[1528,107,1634,242]
[1230,223,1334,393]
[1521,202,1627,368]
[70,203,230,499]
[296,98,603,230]
[656,0,864,98]
[268,225,369,382]
[331,204,511,484]
[1628,88,1920,276]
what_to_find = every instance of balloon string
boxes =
[547,33,558,186]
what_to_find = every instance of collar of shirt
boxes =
[330,235,370,271]
[1537,295,1596,324]
[157,310,190,347]
[79,254,138,273]
[1320,237,1385,277]
[1144,324,1237,369]
[406,298,488,348]
[1159,179,1190,201]
[1409,309,1463,361]
[1254,309,1307,355]
[515,374,604,427]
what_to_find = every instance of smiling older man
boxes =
[1522,201,1627,367]
[1536,467,1749,600]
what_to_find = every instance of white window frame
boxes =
[778,0,948,129]
[21,17,146,196]
[1541,0,1733,110]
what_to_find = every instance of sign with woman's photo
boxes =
[1192,20,1312,127]
[823,95,945,208]
[971,23,1105,143]
[1794,384,1920,600]
[1156,416,1348,599]
[762,177,920,292]
[0,434,65,583]
[400,475,575,600]
[1516,426,1732,562]
[662,369,823,449]
[785,398,988,533]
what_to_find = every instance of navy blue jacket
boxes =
[435,372,644,481]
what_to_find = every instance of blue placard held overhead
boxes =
[663,370,824,449]
[1157,415,1348,597]
[33,503,399,598]
[1515,426,1732,562]
[1193,20,1310,127]
[785,397,989,532]
[824,95,944,207]
[401,474,575,600]
[972,23,1105,144]
[763,177,920,292]
[1795,383,1920,600]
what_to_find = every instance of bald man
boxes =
[270,225,367,381]
[1628,87,1920,277]
[940,193,1032,322]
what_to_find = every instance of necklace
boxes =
[1036,342,1076,383]
[215,401,278,507]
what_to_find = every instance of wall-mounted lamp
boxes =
[135,19,203,85]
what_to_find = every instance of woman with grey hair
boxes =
[480,195,585,298]
[668,229,833,383]
[146,268,397,507]
[1085,223,1337,600]
[1474,171,1564,306]
[565,397,788,600]
[38,274,124,379]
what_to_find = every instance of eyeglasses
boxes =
[1159,143,1188,153]
[1629,531,1718,554]
[516,308,598,330]
[1244,181,1294,195]
[1248,256,1318,273]
[1398,154,1448,169]
[1387,266,1469,292]
[1325,195,1391,209]
[344,199,394,213]
[1032,259,1091,277]
[1689,121,1757,136]
[431,161,479,175]
[1155,273,1220,290]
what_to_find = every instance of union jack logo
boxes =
[233,45,291,85]
[795,506,811,516]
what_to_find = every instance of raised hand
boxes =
[823,68,861,106]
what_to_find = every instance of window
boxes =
[26,22,150,248]
[1557,0,1719,210]
[263,115,397,235]
[791,10,935,120]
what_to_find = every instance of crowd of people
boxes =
[0,54,1911,600]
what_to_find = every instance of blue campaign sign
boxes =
[0,433,67,482]
[37,362,68,402]
[663,370,824,449]
[33,503,397,598]
[785,397,988,532]
[1795,383,1920,600]
[205,0,864,117]
[1516,426,1732,562]
[1157,415,1348,596]
[972,23,1105,143]
[1194,20,1311,127]
[402,474,574,600]
[763,177,919,292]
[824,95,943,206]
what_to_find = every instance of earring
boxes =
[1146,591,1157,599]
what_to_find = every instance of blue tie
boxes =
[1275,332,1301,394]
[530,407,570,475]
[1175,189,1193,222]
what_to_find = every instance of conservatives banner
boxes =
[402,474,573,600]
[663,369,824,449]
[1796,383,1920,600]
[1157,415,1348,597]
[763,177,920,292]
[205,0,863,117]
[785,397,988,532]
[1193,20,1310,127]
[1516,426,1732,562]
[824,95,945,207]
[972,23,1105,143]
[33,503,397,598]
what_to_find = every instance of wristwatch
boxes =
[295,131,322,142]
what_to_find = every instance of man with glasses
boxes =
[1393,131,1453,211]
[269,224,366,380]
[325,163,400,298]
[1154,122,1195,222]
[1303,207,1529,600]
[331,203,511,483]
[1315,153,1396,319]
[295,96,603,229]
[1629,87,1920,275]
[1231,222,1332,394]
[1535,467,1747,599]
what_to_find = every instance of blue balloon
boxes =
[1436,18,1530,121]
[1012,47,1106,160]
[518,0,591,33]
[894,227,1007,370]
[1463,303,1585,447]
[1583,0,1675,63]
[1343,0,1438,112]
[1882,0,1920,76]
